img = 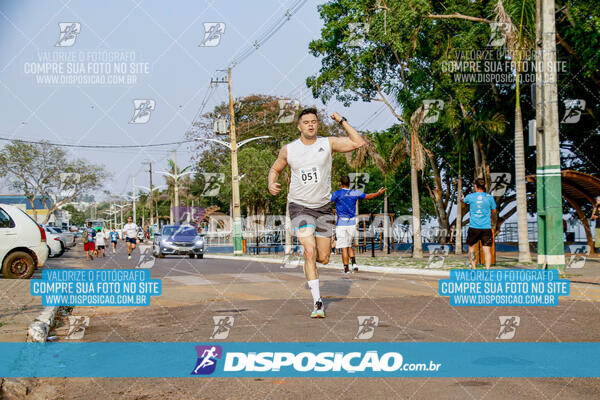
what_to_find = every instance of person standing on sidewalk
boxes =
[463,178,497,269]
[123,217,139,260]
[591,196,600,252]
[331,175,386,273]
[83,221,96,261]
[268,108,366,318]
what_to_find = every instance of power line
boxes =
[0,136,193,149]
[187,0,309,139]
[228,0,308,69]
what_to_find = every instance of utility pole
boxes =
[535,0,564,271]
[132,175,137,225]
[211,68,243,255]
[112,202,116,230]
[173,150,179,210]
[143,161,154,227]
[228,68,243,255]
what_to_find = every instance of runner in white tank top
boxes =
[268,107,366,318]
[286,136,332,208]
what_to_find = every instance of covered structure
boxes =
[527,170,600,254]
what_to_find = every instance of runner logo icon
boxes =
[191,345,223,375]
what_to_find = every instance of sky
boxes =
[0,0,397,199]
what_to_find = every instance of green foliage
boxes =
[61,204,86,226]
[188,94,348,215]
[0,140,110,223]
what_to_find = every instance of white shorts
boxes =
[335,225,357,249]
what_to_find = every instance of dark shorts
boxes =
[97,245,105,250]
[288,202,334,237]
[126,237,137,244]
[467,228,494,247]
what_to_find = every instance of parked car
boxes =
[44,225,74,249]
[153,225,205,259]
[44,227,64,258]
[0,203,49,278]
[49,226,76,248]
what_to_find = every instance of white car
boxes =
[0,203,49,278]
[44,227,64,258]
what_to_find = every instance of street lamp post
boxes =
[136,185,165,228]
[156,171,192,224]
[113,204,128,229]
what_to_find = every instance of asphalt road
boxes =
[14,244,600,399]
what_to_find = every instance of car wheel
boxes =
[188,254,195,259]
[2,251,35,279]
[198,254,203,259]
[158,252,165,259]
[58,242,65,257]
[47,245,54,258]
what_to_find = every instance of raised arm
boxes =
[329,112,366,153]
[268,145,288,196]
[364,187,386,200]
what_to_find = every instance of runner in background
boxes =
[109,227,119,254]
[83,221,96,261]
[95,228,107,257]
[123,216,140,260]
[331,176,386,273]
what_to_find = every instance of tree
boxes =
[62,204,85,226]
[346,128,408,253]
[0,140,109,224]
[188,95,346,215]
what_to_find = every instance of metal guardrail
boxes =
[203,220,592,250]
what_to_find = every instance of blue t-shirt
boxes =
[331,188,366,226]
[464,192,496,229]
[85,227,96,242]
[109,231,119,241]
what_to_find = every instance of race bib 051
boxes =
[300,167,320,185]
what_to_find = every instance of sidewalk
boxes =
[0,279,43,342]
[207,249,600,281]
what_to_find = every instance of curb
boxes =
[204,254,450,277]
[27,306,59,343]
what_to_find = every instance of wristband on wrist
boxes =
[339,116,347,125]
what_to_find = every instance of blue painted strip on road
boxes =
[1,342,599,377]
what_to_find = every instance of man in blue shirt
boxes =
[331,175,386,273]
[83,221,96,261]
[463,178,497,269]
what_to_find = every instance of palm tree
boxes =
[408,105,427,258]
[494,0,534,263]
[163,159,192,223]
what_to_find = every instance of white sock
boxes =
[307,279,321,305]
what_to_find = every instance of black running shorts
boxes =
[288,202,334,237]
[466,228,494,247]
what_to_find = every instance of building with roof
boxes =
[0,194,69,225]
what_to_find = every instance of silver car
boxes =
[46,225,76,248]
[153,225,205,259]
